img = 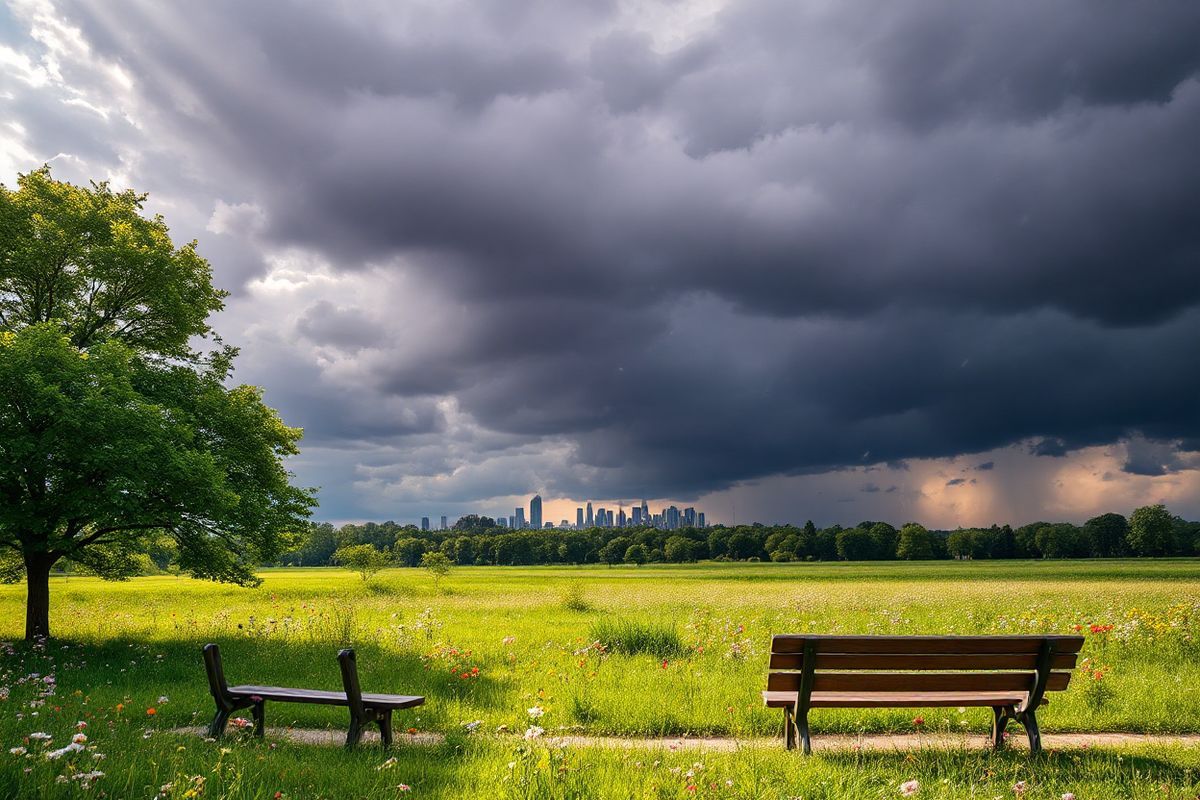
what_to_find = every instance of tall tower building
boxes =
[530,494,543,531]
[508,515,516,529]
[586,502,594,527]
[576,508,584,529]
[684,507,696,527]
[441,515,448,530]
[617,508,627,527]
[698,512,706,528]
[641,499,649,523]
[516,507,526,528]
[421,517,430,531]
[631,507,642,525]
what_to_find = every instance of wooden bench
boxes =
[762,634,1084,754]
[202,643,425,747]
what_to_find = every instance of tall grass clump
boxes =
[588,618,685,658]
[560,582,592,612]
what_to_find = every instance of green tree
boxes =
[896,523,934,560]
[0,169,313,640]
[868,522,898,559]
[623,543,649,565]
[1128,504,1173,556]
[1084,513,1128,558]
[599,536,632,565]
[835,527,877,560]
[663,535,699,563]
[421,550,453,589]
[334,544,392,582]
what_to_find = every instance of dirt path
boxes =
[175,726,1200,751]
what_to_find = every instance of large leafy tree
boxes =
[0,168,314,639]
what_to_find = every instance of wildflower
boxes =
[75,721,87,730]
[377,757,398,770]
[1014,781,1028,795]
[463,720,482,732]
[527,706,545,719]
[28,732,51,741]
[398,785,411,792]
[230,717,251,728]
[9,747,27,756]
[158,695,170,704]
[900,779,920,796]
[46,741,84,759]
[72,733,87,744]
[407,727,418,735]
[502,636,516,645]
[523,726,544,739]
[912,716,925,727]
[1062,794,1076,800]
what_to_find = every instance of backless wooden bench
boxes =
[202,643,424,747]
[762,634,1084,754]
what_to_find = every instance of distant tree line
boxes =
[278,504,1199,567]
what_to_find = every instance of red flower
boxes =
[912,716,924,727]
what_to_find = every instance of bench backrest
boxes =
[768,635,1084,710]
[202,643,232,703]
[337,649,365,720]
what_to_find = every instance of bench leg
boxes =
[208,709,230,739]
[991,706,1011,749]
[1020,710,1042,754]
[252,701,265,738]
[783,707,796,750]
[378,710,393,748]
[346,717,364,749]
[797,710,812,755]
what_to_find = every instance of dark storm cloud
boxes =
[976,462,995,471]
[27,0,1200,507]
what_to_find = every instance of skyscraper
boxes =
[631,507,642,525]
[516,507,526,528]
[684,507,696,527]
[530,494,543,530]
[595,507,606,527]
[617,508,627,527]
[441,515,448,530]
[508,515,516,529]
[606,509,614,527]
[698,512,706,528]
[641,499,649,523]
[576,508,583,529]
[421,516,429,531]
[586,502,594,527]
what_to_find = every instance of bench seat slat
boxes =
[763,690,1049,709]
[767,670,1071,693]
[227,685,425,710]
[768,652,1079,671]
[770,635,1084,655]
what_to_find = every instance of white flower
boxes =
[900,779,920,796]
[523,726,544,740]
[71,733,87,744]
[27,732,51,741]
[46,742,84,759]
[1014,781,1028,795]
[74,721,87,730]
[377,757,398,770]
[527,706,545,719]
[9,747,26,756]
[462,720,482,732]
[1062,794,1076,800]
[158,695,170,704]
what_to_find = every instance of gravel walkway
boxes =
[174,727,1200,751]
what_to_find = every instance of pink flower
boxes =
[1014,781,1028,795]
[397,785,411,792]
[900,779,920,796]
[1061,794,1076,800]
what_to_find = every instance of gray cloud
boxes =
[5,0,1200,522]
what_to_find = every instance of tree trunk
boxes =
[24,555,53,641]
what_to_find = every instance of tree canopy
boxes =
[0,168,313,639]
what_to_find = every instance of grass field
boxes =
[2,560,1199,798]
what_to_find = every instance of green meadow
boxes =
[2,560,1199,798]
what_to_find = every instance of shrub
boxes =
[561,582,592,612]
[333,544,391,582]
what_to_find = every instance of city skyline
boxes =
[414,494,711,532]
